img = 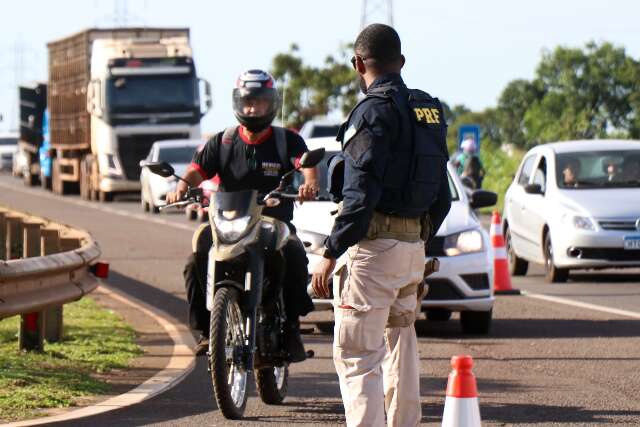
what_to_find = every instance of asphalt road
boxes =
[1,173,639,426]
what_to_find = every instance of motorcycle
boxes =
[146,147,325,419]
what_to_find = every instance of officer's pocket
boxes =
[337,307,387,351]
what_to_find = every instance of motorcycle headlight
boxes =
[443,229,484,256]
[214,214,251,242]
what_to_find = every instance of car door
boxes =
[520,155,548,262]
[506,154,537,258]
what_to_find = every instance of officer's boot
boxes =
[283,318,306,363]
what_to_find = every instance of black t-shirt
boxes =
[191,126,308,223]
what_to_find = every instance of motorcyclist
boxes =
[166,69,318,360]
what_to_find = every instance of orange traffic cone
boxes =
[490,211,520,295]
[441,355,481,427]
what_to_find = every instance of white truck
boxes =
[47,28,211,201]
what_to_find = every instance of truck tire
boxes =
[40,171,52,190]
[22,153,38,187]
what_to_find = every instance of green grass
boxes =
[0,297,142,422]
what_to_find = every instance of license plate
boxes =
[623,236,640,250]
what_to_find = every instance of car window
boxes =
[448,172,460,201]
[157,146,197,164]
[309,125,341,138]
[532,156,547,193]
[517,155,537,186]
[556,150,640,189]
[0,138,18,146]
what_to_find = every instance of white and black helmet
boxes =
[232,69,279,132]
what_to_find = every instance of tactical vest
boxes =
[331,85,449,218]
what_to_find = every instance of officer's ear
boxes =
[399,54,406,69]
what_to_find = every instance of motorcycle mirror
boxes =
[299,148,326,169]
[146,161,175,178]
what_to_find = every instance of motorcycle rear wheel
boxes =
[256,365,288,404]
[210,287,248,419]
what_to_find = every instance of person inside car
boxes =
[562,158,581,187]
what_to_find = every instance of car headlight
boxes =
[214,214,251,242]
[443,229,484,256]
[562,213,595,231]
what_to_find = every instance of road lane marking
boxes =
[0,180,195,232]
[524,291,640,320]
[5,284,197,427]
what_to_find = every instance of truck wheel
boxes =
[22,153,38,187]
[460,309,492,334]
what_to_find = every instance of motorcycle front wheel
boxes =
[256,365,288,404]
[210,287,248,419]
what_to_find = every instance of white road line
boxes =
[4,285,197,427]
[524,291,640,320]
[0,180,195,232]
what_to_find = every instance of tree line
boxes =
[271,41,640,150]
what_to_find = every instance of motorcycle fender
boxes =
[207,278,244,311]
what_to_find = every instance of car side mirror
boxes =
[469,190,498,209]
[524,183,543,195]
[299,148,326,168]
[146,161,175,178]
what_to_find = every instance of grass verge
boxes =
[0,297,142,422]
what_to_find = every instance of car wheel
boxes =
[544,233,569,283]
[506,227,528,276]
[460,309,492,334]
[186,205,198,220]
[141,190,150,212]
[426,309,452,322]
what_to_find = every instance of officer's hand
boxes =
[297,182,319,204]
[311,257,336,299]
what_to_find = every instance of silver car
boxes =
[139,139,201,213]
[504,140,640,283]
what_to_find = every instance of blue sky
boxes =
[1,0,639,134]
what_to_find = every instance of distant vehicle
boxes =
[0,133,18,172]
[16,82,47,185]
[139,139,201,213]
[293,137,498,334]
[504,140,640,283]
[45,28,211,201]
[299,119,342,140]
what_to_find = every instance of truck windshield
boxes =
[106,75,198,113]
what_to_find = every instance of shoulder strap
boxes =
[272,126,289,169]
[218,126,238,173]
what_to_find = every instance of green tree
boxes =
[270,44,358,129]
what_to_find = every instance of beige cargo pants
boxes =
[333,238,425,427]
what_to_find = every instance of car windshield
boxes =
[556,150,640,189]
[157,146,197,164]
[448,172,460,201]
[0,138,17,146]
[106,74,198,113]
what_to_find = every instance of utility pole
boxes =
[361,0,394,29]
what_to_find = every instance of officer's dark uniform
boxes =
[326,73,451,259]
[325,73,452,426]
[184,126,315,342]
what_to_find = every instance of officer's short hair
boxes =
[354,23,401,66]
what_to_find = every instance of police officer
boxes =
[311,24,452,426]
[166,69,318,360]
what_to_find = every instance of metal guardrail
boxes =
[0,206,103,351]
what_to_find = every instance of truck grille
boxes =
[117,133,189,180]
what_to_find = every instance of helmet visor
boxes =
[233,87,278,118]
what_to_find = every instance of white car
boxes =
[0,133,18,172]
[503,139,640,283]
[293,137,498,334]
[299,120,342,140]
[139,139,201,213]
